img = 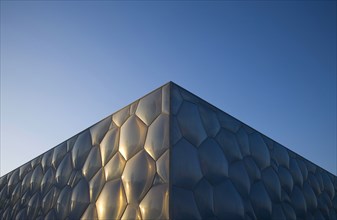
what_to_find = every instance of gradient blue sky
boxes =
[1,1,336,175]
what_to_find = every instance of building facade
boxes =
[0,82,336,219]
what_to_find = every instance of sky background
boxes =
[0,0,336,176]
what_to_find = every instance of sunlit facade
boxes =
[0,82,336,219]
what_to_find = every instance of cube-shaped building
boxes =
[0,82,336,219]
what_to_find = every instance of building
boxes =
[0,82,336,219]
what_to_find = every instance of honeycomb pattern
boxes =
[170,83,337,220]
[1,82,336,220]
[0,84,170,220]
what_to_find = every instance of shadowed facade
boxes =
[0,82,336,219]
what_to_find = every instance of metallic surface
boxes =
[0,82,336,219]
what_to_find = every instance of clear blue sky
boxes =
[1,1,336,175]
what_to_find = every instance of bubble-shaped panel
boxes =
[177,102,207,147]
[52,142,67,169]
[236,127,250,157]
[193,179,214,218]
[42,187,59,215]
[55,153,72,188]
[121,151,156,204]
[198,138,228,184]
[81,203,98,220]
[105,153,126,182]
[262,167,281,202]
[30,165,43,192]
[89,168,105,202]
[172,186,201,220]
[136,88,162,125]
[100,127,119,166]
[198,104,220,137]
[82,146,102,180]
[113,106,130,127]
[215,129,242,163]
[213,179,245,219]
[229,160,250,197]
[56,186,72,219]
[249,132,270,169]
[41,168,55,196]
[90,116,111,145]
[72,130,93,169]
[70,179,90,219]
[140,184,169,220]
[96,179,127,220]
[144,114,169,160]
[121,204,142,220]
[250,181,272,219]
[119,115,147,160]
[172,138,203,189]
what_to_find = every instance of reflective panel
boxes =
[112,106,130,127]
[41,168,55,196]
[250,181,272,219]
[81,203,98,220]
[177,101,207,147]
[249,132,270,169]
[228,160,250,197]
[100,127,119,166]
[215,128,242,163]
[121,151,156,204]
[172,139,203,189]
[70,179,90,219]
[172,186,201,220]
[55,153,72,187]
[89,168,105,202]
[136,88,162,125]
[52,142,67,169]
[56,186,72,219]
[104,153,126,182]
[156,150,169,183]
[193,179,214,218]
[119,115,147,160]
[162,83,170,114]
[262,167,281,202]
[198,104,220,138]
[121,204,142,220]
[236,127,250,157]
[41,150,53,172]
[42,187,59,215]
[72,130,93,169]
[144,114,169,160]
[140,184,169,220]
[30,165,43,192]
[27,192,41,219]
[96,179,127,220]
[90,116,111,145]
[82,146,102,180]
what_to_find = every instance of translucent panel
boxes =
[162,83,170,114]
[303,182,318,210]
[72,130,93,169]
[290,186,307,217]
[121,204,142,220]
[42,187,59,215]
[272,204,286,220]
[96,179,127,220]
[213,179,244,219]
[52,142,67,169]
[30,155,42,169]
[236,127,250,157]
[228,160,250,197]
[322,172,335,199]
[90,116,111,145]
[56,186,72,219]
[262,167,281,202]
[172,186,201,220]
[105,153,126,181]
[70,179,90,219]
[140,184,169,220]
[144,114,169,160]
[193,179,214,218]
[249,132,270,169]
[19,163,32,181]
[297,159,308,181]
[55,153,72,187]
[171,117,182,145]
[289,158,303,187]
[89,168,106,202]
[244,156,262,183]
[172,139,203,189]
[41,150,53,172]
[197,104,220,138]
[41,168,55,196]
[215,129,242,163]
[81,203,98,220]
[130,101,139,115]
[68,170,83,188]
[100,127,119,166]
[67,135,78,152]
[82,146,102,180]
[119,115,147,160]
[156,150,169,183]
[30,165,43,192]
[11,183,21,204]
[278,166,294,194]
[216,111,241,133]
[272,143,290,168]
[171,85,183,115]
[27,192,41,219]
[198,138,228,184]
[8,169,19,192]
[250,181,272,219]
[177,102,207,147]
[122,151,156,204]
[136,88,162,125]
[112,106,130,127]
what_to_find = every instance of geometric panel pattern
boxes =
[0,84,170,220]
[170,83,337,220]
[1,82,336,219]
